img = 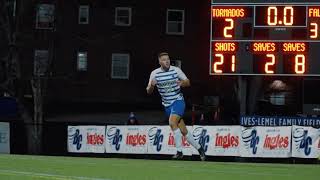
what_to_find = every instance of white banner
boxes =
[106,126,148,154]
[147,126,169,154]
[192,126,240,156]
[105,126,127,154]
[168,126,193,156]
[240,126,291,158]
[123,126,148,154]
[67,126,105,153]
[66,125,320,159]
[0,122,10,154]
[292,126,320,158]
[146,126,193,155]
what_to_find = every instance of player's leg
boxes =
[166,106,183,159]
[173,100,206,161]
[177,118,187,136]
[173,100,200,149]
[177,119,206,161]
[169,100,194,160]
[178,119,200,149]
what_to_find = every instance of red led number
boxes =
[224,18,234,38]
[231,55,236,72]
[267,7,277,26]
[295,54,305,74]
[310,22,318,39]
[267,6,293,26]
[213,54,236,73]
[265,54,275,74]
[284,7,294,26]
[214,54,224,73]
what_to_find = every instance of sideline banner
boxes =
[106,126,148,154]
[192,126,240,156]
[123,126,148,154]
[240,126,291,157]
[67,125,319,159]
[0,122,10,154]
[147,126,170,154]
[146,126,193,155]
[171,126,193,156]
[68,126,105,153]
[105,126,128,154]
[292,126,320,158]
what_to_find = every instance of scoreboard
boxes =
[210,0,320,76]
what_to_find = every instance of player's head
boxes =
[158,52,170,70]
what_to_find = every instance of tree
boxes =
[0,0,55,154]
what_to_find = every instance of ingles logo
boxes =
[293,128,312,156]
[148,127,164,152]
[107,127,122,151]
[168,133,190,146]
[215,133,239,149]
[193,127,209,152]
[242,128,259,154]
[68,128,82,150]
[87,133,104,145]
[126,133,147,146]
[263,134,289,150]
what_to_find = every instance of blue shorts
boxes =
[165,100,185,117]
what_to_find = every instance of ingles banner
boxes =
[123,126,148,154]
[292,126,320,158]
[240,126,291,158]
[67,125,319,159]
[67,126,105,153]
[173,126,193,156]
[147,126,169,155]
[193,126,240,156]
[191,126,212,156]
[106,126,148,154]
[148,126,193,155]
[105,126,127,154]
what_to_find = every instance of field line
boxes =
[0,169,112,180]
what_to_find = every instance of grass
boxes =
[0,154,318,180]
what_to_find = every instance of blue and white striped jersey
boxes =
[148,66,188,107]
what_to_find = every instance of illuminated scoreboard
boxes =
[210,0,320,76]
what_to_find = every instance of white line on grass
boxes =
[0,155,99,165]
[192,168,293,177]
[169,165,293,177]
[0,169,112,180]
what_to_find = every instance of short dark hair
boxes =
[158,52,169,58]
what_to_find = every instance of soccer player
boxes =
[146,52,206,161]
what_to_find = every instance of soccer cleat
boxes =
[198,147,206,161]
[172,151,183,160]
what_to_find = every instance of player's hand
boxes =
[151,78,157,86]
[146,79,157,94]
[176,79,190,88]
[177,80,182,87]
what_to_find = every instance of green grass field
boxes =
[0,154,318,180]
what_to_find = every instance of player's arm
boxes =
[176,67,190,88]
[178,79,190,88]
[146,80,156,94]
[146,72,157,94]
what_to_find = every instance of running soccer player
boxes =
[146,52,206,161]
